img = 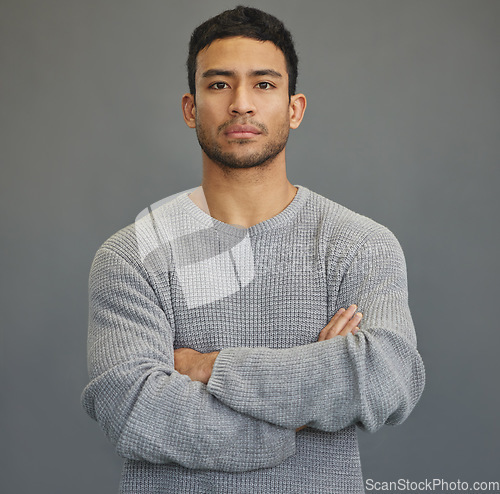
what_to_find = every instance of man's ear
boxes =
[182,93,196,128]
[289,93,307,130]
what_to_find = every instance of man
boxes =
[82,6,425,493]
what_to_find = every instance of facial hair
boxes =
[195,116,290,171]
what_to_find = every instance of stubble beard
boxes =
[195,118,290,171]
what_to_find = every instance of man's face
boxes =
[190,36,293,170]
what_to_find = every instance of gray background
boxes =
[2,0,499,492]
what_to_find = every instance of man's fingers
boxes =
[317,308,346,341]
[338,312,362,336]
[318,305,362,341]
[327,304,357,337]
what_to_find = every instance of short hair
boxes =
[187,6,298,97]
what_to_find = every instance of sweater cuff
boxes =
[207,348,235,398]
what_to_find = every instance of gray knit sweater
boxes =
[82,185,425,493]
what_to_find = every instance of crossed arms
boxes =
[174,304,363,433]
[81,226,425,472]
[174,304,362,384]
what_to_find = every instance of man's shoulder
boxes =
[302,187,404,268]
[304,187,394,243]
[95,187,197,265]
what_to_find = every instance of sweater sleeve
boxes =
[206,227,425,433]
[81,245,295,471]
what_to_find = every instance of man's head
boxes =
[187,6,298,98]
[182,7,306,172]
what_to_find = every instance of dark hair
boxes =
[187,6,298,97]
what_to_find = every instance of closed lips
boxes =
[224,125,261,135]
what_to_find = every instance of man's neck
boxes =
[190,155,297,229]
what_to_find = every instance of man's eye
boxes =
[210,82,229,90]
[256,82,274,90]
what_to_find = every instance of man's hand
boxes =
[317,304,362,341]
[174,348,220,384]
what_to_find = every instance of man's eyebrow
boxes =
[201,69,283,78]
[251,69,283,78]
[201,69,236,78]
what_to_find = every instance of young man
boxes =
[82,6,425,493]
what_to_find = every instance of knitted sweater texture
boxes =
[82,185,425,493]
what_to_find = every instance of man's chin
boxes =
[213,157,272,170]
[203,147,275,170]
[199,135,288,171]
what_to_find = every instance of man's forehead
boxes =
[196,36,287,74]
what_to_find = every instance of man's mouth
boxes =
[224,124,262,139]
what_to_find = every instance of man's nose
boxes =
[229,87,256,116]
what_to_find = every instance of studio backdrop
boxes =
[1,1,499,492]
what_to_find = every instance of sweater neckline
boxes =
[177,185,310,237]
